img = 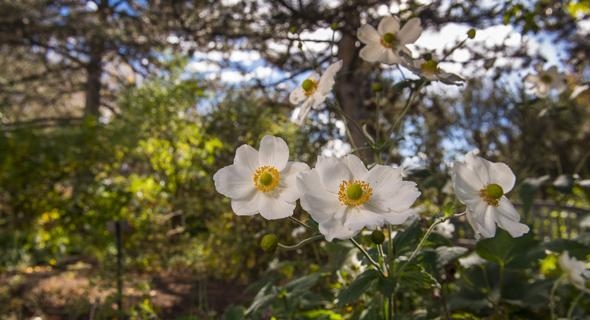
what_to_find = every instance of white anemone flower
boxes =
[213,135,309,220]
[289,60,343,125]
[524,64,567,98]
[297,154,420,241]
[452,152,529,238]
[357,16,422,65]
[558,251,590,293]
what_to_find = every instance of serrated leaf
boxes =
[337,269,380,306]
[544,239,590,258]
[396,264,440,290]
[475,229,541,268]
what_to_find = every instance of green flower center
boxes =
[381,32,398,48]
[479,183,504,207]
[301,79,317,95]
[420,59,439,75]
[338,180,372,207]
[253,166,280,192]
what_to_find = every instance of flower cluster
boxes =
[214,136,420,241]
[214,136,529,241]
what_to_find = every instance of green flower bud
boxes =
[371,230,385,244]
[289,26,297,34]
[330,22,338,30]
[260,234,279,252]
[467,28,476,39]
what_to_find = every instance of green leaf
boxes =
[396,264,440,290]
[337,269,381,306]
[475,229,541,268]
[246,283,276,315]
[224,305,245,320]
[393,221,422,256]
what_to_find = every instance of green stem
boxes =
[278,234,323,251]
[405,218,446,266]
[350,238,386,277]
[567,291,584,319]
[387,225,394,320]
[550,276,565,320]
[289,216,312,230]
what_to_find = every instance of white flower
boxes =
[213,135,309,219]
[289,60,343,125]
[524,63,567,98]
[452,152,529,238]
[404,58,463,85]
[558,251,590,293]
[297,154,420,241]
[434,220,455,239]
[357,16,422,65]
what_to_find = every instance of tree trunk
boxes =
[335,18,373,163]
[84,38,104,117]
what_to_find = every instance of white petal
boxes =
[479,206,498,238]
[213,165,255,200]
[294,99,314,125]
[343,154,368,179]
[398,18,422,44]
[452,161,483,202]
[310,92,328,110]
[495,197,521,221]
[363,164,401,192]
[359,45,387,63]
[382,209,415,225]
[316,156,351,193]
[344,207,384,231]
[319,207,357,241]
[231,193,261,216]
[289,88,307,105]
[319,60,343,88]
[259,135,289,171]
[297,170,340,224]
[384,49,403,65]
[234,144,259,173]
[484,160,515,193]
[378,16,400,35]
[495,212,529,237]
[375,181,420,212]
[280,161,310,202]
[357,24,380,44]
[258,195,295,219]
[536,83,550,98]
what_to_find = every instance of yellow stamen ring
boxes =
[253,166,280,192]
[338,180,373,207]
[479,183,504,207]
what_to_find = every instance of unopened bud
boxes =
[260,234,278,252]
[330,22,338,30]
[371,230,385,244]
[467,28,476,39]
[289,26,297,34]
[371,82,383,92]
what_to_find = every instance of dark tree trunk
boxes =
[84,38,104,117]
[335,16,373,163]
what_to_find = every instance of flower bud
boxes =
[371,230,385,244]
[289,26,297,34]
[330,22,338,30]
[260,233,279,252]
[467,28,476,39]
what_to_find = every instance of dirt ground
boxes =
[0,262,249,319]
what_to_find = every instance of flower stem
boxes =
[550,276,565,320]
[289,216,313,230]
[350,238,385,277]
[567,291,584,319]
[278,234,324,251]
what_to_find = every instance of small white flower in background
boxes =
[459,252,487,268]
[558,251,590,293]
[434,220,455,239]
[524,63,567,98]
[357,15,422,65]
[289,60,343,125]
[571,84,589,99]
[451,151,529,238]
[297,154,420,241]
[404,58,463,85]
[213,135,309,219]
[337,248,366,284]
